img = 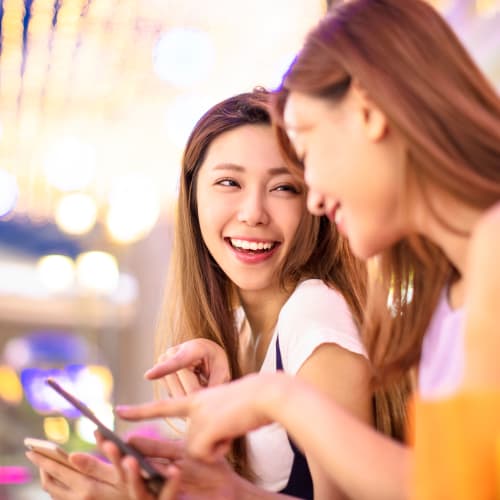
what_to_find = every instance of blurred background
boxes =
[0,0,498,498]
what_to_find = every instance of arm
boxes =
[117,372,411,500]
[294,343,373,499]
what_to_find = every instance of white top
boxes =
[245,279,365,491]
[418,289,465,399]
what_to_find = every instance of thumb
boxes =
[69,453,118,483]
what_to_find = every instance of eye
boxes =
[215,178,240,188]
[272,184,301,195]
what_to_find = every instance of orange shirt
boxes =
[413,392,500,500]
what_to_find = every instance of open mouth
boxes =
[225,238,280,254]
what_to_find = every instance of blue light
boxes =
[152,28,215,87]
[21,367,82,418]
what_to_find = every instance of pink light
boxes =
[0,466,32,484]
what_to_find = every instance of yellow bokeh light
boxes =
[36,254,75,293]
[0,365,23,405]
[55,192,98,235]
[76,251,119,294]
[43,416,70,444]
[106,172,161,244]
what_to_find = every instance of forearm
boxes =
[261,374,411,500]
[233,473,301,500]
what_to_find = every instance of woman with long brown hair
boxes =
[114,0,500,498]
[27,88,407,499]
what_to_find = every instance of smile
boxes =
[228,238,278,252]
[224,237,281,263]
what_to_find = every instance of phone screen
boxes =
[45,378,165,495]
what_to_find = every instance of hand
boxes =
[25,449,126,500]
[97,437,181,500]
[117,372,288,462]
[100,437,256,500]
[145,339,231,398]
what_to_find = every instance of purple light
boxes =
[0,466,32,484]
[20,367,85,418]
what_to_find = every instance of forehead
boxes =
[284,92,327,130]
[201,123,284,171]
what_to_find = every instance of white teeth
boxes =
[334,206,343,226]
[230,239,274,251]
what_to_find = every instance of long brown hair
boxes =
[156,89,367,476]
[273,0,500,390]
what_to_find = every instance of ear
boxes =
[351,81,389,142]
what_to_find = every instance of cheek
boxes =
[282,200,306,239]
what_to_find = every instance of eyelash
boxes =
[214,178,301,194]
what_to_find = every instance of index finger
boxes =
[116,397,192,420]
[145,348,202,380]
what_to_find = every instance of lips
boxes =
[226,237,279,253]
[326,202,341,223]
[224,237,281,263]
[327,202,346,234]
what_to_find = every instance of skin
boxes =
[462,202,500,390]
[113,83,496,500]
[284,86,482,308]
[28,123,373,499]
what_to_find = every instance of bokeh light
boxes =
[43,137,96,192]
[164,93,213,150]
[153,28,215,87]
[4,337,32,371]
[36,254,75,293]
[55,193,98,235]
[76,251,119,294]
[43,416,70,444]
[0,467,31,485]
[0,169,19,217]
[0,365,23,405]
[106,173,161,244]
[73,365,114,403]
[21,368,80,417]
[76,403,114,444]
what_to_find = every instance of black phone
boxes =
[45,378,165,495]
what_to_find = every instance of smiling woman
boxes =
[27,89,406,500]
[196,124,304,292]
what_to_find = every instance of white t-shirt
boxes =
[245,279,365,491]
[419,289,465,399]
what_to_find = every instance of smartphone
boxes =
[24,437,78,470]
[45,378,165,495]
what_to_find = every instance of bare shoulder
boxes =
[471,202,500,248]
[467,202,500,278]
[463,202,500,389]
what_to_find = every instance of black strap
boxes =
[275,336,314,500]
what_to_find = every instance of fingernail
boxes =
[115,405,129,413]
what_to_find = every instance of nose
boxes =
[237,190,269,226]
[307,189,327,216]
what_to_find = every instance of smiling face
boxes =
[196,123,305,293]
[283,88,409,260]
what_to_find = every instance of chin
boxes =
[348,237,385,261]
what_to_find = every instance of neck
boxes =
[413,188,483,307]
[238,285,291,340]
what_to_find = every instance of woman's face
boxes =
[196,124,305,293]
[284,89,408,260]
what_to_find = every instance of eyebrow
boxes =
[212,164,291,176]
